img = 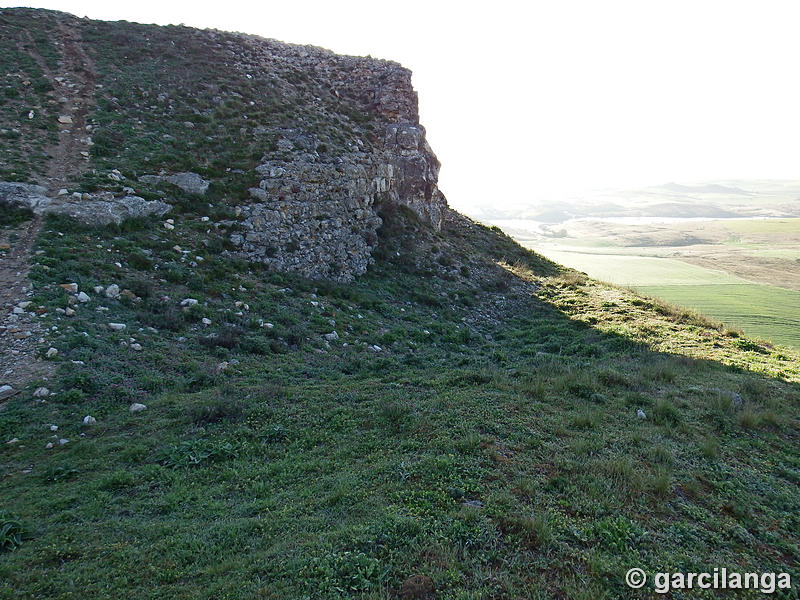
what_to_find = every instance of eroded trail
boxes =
[0,219,48,392]
[1,15,96,391]
[32,15,97,193]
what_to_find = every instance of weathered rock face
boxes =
[45,194,171,226]
[237,158,382,280]
[0,182,53,212]
[236,54,448,281]
[0,184,170,226]
[139,172,210,196]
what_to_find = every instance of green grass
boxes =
[638,284,800,349]
[0,210,798,599]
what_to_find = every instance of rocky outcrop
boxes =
[0,182,53,212]
[236,55,448,281]
[0,184,170,226]
[45,194,171,226]
[236,158,382,280]
[139,172,210,195]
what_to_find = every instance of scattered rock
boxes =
[45,347,58,358]
[105,284,120,299]
[58,438,69,445]
[45,442,54,449]
[76,291,90,303]
[201,318,211,326]
[59,283,79,293]
[637,409,647,419]
[181,298,198,307]
[6,437,20,445]
[108,323,126,331]
[58,115,73,124]
[0,385,15,400]
[33,387,49,398]
[82,415,96,425]
[130,343,142,351]
[461,499,483,508]
[49,424,58,431]
[324,331,339,341]
[129,403,147,412]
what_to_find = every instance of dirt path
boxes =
[0,220,50,393]
[1,15,96,393]
[26,15,97,194]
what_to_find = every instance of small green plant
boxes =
[652,398,681,425]
[649,469,672,498]
[158,439,239,468]
[734,338,769,354]
[0,512,25,552]
[737,408,761,429]
[700,436,719,459]
[0,207,33,226]
[41,465,80,482]
[379,401,411,429]
[586,516,644,554]
[570,409,597,430]
[502,513,553,549]
[187,395,243,425]
[648,444,673,466]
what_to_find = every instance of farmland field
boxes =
[535,250,747,286]
[497,214,800,350]
[637,284,800,349]
[532,249,800,348]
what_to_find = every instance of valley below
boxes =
[490,213,800,350]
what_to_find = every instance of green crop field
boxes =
[534,250,747,287]
[533,249,800,349]
[637,284,800,349]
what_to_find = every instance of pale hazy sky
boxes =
[7,1,800,212]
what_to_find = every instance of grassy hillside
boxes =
[1,205,798,599]
[0,8,798,600]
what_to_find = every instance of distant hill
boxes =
[656,182,753,195]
